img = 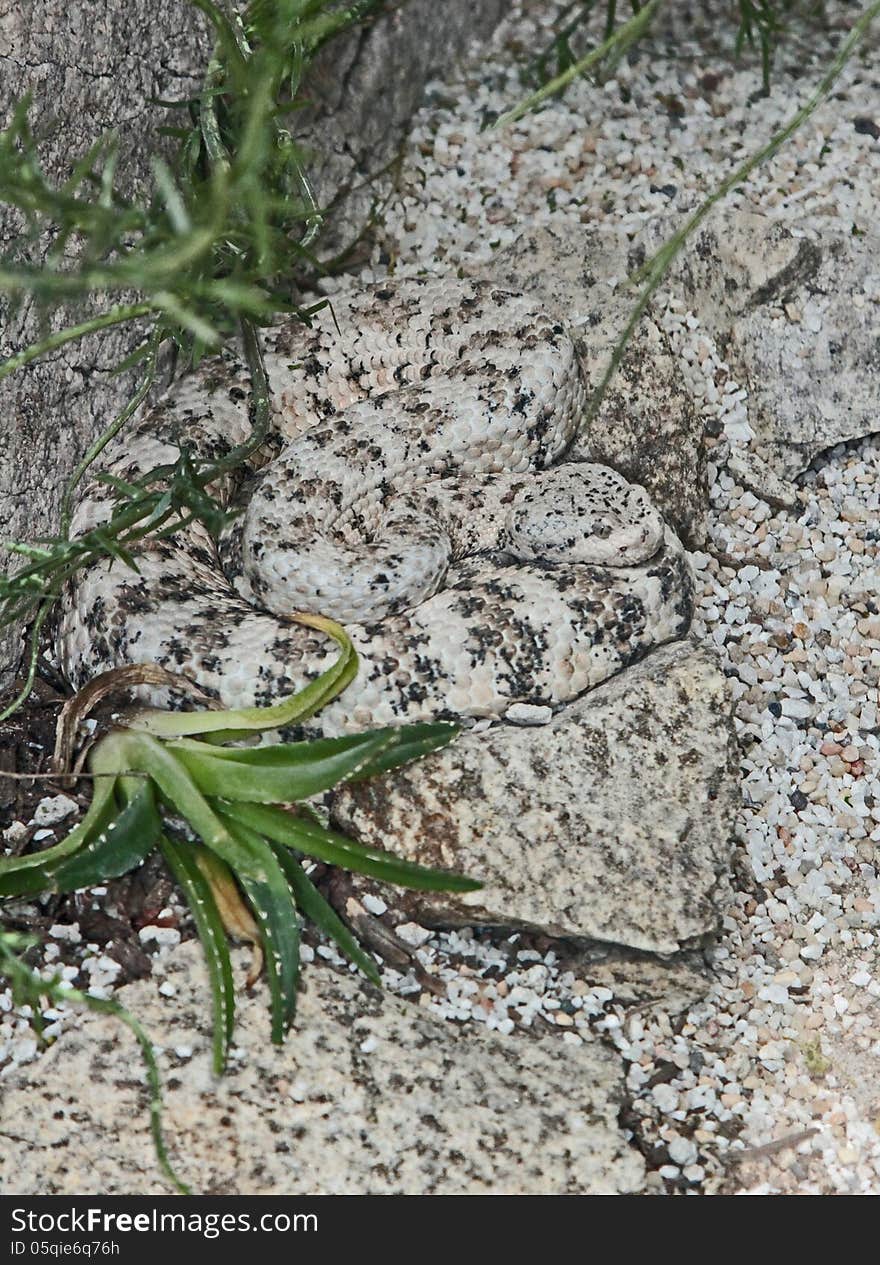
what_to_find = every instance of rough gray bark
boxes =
[0,2,211,688]
[0,0,506,691]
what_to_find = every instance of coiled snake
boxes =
[58,275,694,733]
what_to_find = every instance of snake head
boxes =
[504,463,665,567]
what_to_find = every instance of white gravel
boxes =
[32,795,78,827]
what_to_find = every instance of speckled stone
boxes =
[643,205,880,489]
[0,943,645,1196]
[330,639,739,955]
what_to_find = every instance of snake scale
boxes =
[58,274,695,734]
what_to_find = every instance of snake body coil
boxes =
[59,276,694,733]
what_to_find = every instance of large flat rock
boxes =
[642,205,880,488]
[331,640,739,955]
[0,943,644,1196]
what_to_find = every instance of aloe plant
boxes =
[0,616,478,1073]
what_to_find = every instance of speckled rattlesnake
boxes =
[58,274,694,733]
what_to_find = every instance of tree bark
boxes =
[0,0,506,691]
[0,1,211,687]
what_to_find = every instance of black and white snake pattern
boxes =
[58,276,695,733]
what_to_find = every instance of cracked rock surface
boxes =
[641,206,880,494]
[331,640,739,956]
[300,0,507,247]
[0,942,645,1196]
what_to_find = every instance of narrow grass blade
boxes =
[159,834,236,1074]
[169,730,398,803]
[219,801,482,893]
[268,841,381,986]
[587,0,880,433]
[493,0,663,128]
[0,932,191,1195]
[226,818,301,1043]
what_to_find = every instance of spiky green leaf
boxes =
[0,773,117,880]
[159,834,236,1074]
[49,781,161,891]
[226,817,301,1043]
[268,841,381,985]
[169,730,398,803]
[219,800,482,893]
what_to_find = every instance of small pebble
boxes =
[504,703,553,726]
[32,795,79,826]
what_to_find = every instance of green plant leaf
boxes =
[103,731,266,879]
[224,816,301,1043]
[344,721,459,779]
[268,841,381,986]
[49,780,161,891]
[0,778,160,898]
[169,730,399,803]
[0,864,61,899]
[168,718,458,789]
[219,801,482,893]
[0,770,117,879]
[158,834,236,1075]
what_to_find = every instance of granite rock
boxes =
[330,640,739,956]
[0,943,644,1196]
[642,205,880,489]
